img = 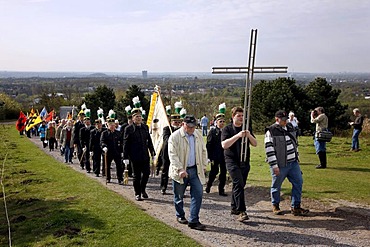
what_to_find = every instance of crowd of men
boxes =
[21,102,365,231]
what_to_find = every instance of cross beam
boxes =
[212,29,288,162]
[212,66,288,74]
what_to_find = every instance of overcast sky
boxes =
[0,0,369,73]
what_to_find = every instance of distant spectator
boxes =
[311,107,328,169]
[287,111,300,139]
[349,108,364,152]
[200,114,209,136]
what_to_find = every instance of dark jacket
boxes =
[123,124,155,162]
[353,115,364,130]
[89,127,105,152]
[206,126,225,163]
[100,129,123,157]
[162,125,178,164]
[79,125,93,148]
[265,123,298,168]
[73,121,84,144]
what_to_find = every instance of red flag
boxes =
[16,111,27,132]
[45,110,54,122]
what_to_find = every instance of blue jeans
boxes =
[270,160,303,208]
[64,143,73,162]
[352,129,361,149]
[314,138,326,154]
[172,166,203,224]
[202,126,207,136]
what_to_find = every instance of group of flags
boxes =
[15,107,55,132]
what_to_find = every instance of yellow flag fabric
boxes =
[25,115,42,131]
[147,92,170,168]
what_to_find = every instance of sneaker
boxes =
[272,204,283,215]
[177,217,188,224]
[291,206,309,216]
[135,195,143,201]
[188,222,206,231]
[237,211,249,222]
[142,191,148,199]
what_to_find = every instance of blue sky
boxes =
[0,0,369,73]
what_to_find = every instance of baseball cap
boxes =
[183,115,196,127]
[275,110,288,121]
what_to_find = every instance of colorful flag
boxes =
[40,107,48,119]
[45,110,54,122]
[147,88,170,169]
[26,114,42,131]
[16,111,27,132]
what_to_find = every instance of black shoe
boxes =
[161,189,166,195]
[205,186,210,193]
[188,222,206,231]
[106,179,111,183]
[81,166,85,170]
[315,164,326,169]
[87,170,91,173]
[118,180,123,185]
[231,209,239,215]
[177,217,188,224]
[135,195,143,201]
[219,191,228,197]
[69,160,73,164]
[142,191,148,199]
[95,174,99,177]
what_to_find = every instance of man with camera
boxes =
[311,107,329,169]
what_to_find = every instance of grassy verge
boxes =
[248,133,370,205]
[0,125,200,247]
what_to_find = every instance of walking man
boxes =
[169,115,207,231]
[221,107,257,222]
[205,112,227,196]
[265,110,309,216]
[123,107,155,201]
[160,113,181,195]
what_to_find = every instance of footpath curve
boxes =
[29,136,369,247]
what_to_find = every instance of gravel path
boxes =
[29,136,369,247]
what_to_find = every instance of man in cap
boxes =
[100,118,124,184]
[205,113,227,196]
[168,115,207,231]
[160,113,182,195]
[221,106,257,222]
[123,107,155,201]
[265,110,309,216]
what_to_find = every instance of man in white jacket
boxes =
[168,115,207,231]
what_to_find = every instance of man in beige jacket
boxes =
[169,115,207,231]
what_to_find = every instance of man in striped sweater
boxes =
[264,110,309,216]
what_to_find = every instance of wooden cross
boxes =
[212,29,288,162]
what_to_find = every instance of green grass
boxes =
[248,134,370,205]
[0,125,200,247]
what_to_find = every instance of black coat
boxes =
[123,124,155,162]
[206,127,225,163]
[100,129,123,157]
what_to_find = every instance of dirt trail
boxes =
[29,137,369,247]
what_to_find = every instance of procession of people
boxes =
[15,95,365,232]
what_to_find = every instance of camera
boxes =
[312,110,318,118]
